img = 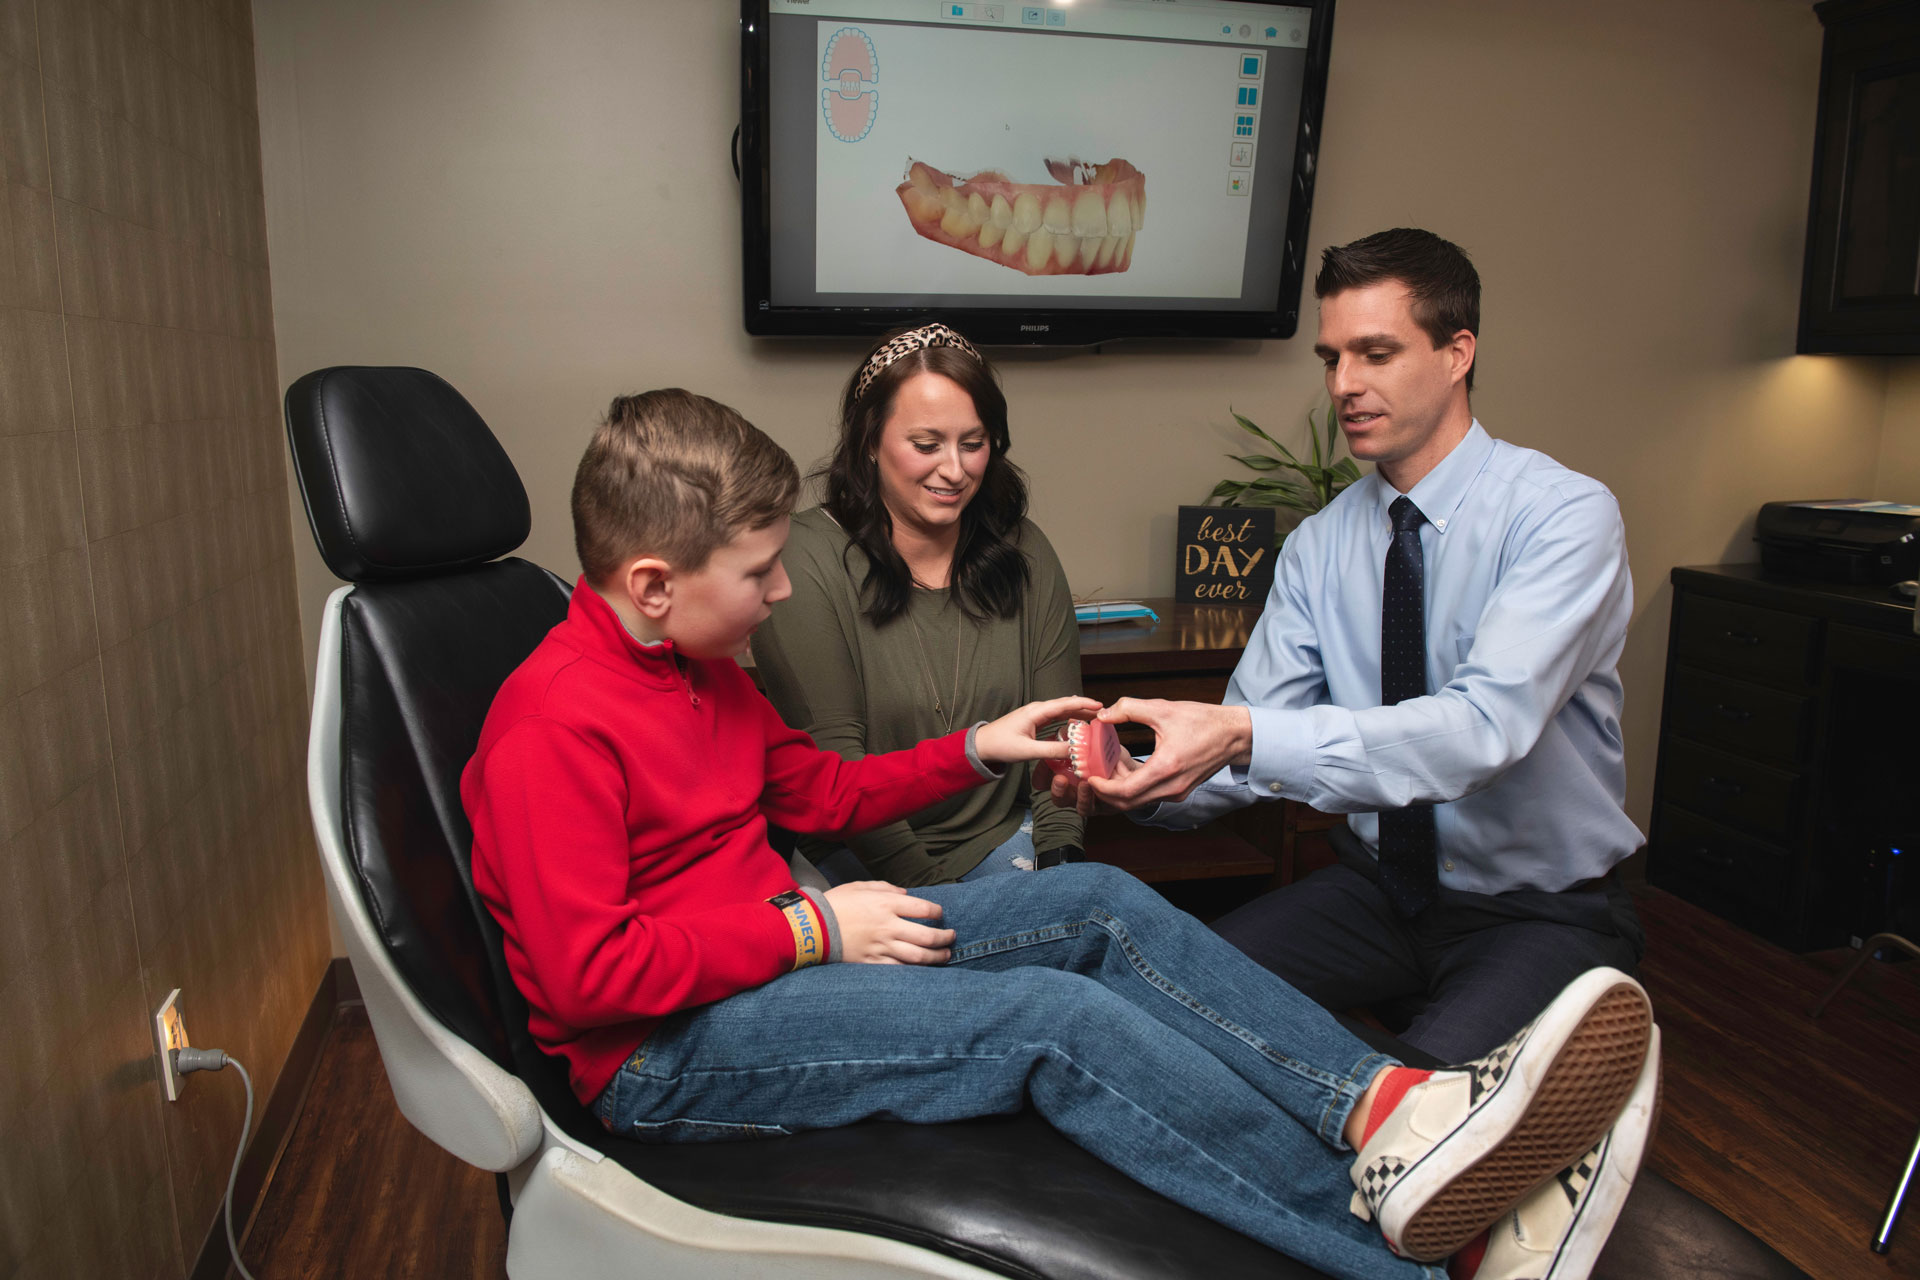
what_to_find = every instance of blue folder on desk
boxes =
[1075,601,1159,626]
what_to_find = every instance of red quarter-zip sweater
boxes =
[461,581,987,1104]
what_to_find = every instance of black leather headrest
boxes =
[286,366,532,582]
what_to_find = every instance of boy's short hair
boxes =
[571,388,800,581]
[1315,228,1480,392]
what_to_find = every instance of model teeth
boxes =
[894,158,1145,277]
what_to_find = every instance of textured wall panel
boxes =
[0,0,326,1276]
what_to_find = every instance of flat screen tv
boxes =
[739,0,1336,345]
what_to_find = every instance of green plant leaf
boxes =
[1208,402,1353,524]
[1238,477,1315,496]
[1232,412,1299,463]
[1233,489,1320,513]
[1205,479,1247,504]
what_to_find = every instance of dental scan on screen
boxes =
[812,20,1263,298]
[750,0,1320,336]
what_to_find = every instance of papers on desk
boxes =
[1074,600,1159,627]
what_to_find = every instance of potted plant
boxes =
[1205,403,1360,547]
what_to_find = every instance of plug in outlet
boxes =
[154,989,190,1101]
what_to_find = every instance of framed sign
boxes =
[1175,506,1276,604]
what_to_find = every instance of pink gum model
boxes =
[895,158,1146,277]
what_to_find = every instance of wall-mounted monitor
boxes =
[739,0,1336,345]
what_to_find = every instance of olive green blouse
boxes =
[750,507,1084,886]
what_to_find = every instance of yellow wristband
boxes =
[769,891,826,970]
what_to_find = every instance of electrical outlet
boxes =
[154,989,190,1101]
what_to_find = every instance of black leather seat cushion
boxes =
[573,1031,1809,1280]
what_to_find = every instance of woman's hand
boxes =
[973,695,1102,766]
[823,882,955,964]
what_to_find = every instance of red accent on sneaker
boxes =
[1362,1067,1435,1148]
[1446,1229,1488,1280]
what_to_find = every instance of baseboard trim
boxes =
[190,955,354,1280]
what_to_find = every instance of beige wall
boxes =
[0,0,328,1275]
[1878,360,1920,498]
[256,0,1895,890]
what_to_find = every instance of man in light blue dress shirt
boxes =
[1056,230,1644,1061]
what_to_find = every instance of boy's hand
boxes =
[1047,747,1139,817]
[823,882,955,964]
[974,696,1102,765]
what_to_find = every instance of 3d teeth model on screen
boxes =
[895,158,1147,276]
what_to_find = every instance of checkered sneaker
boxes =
[1472,1026,1662,1280]
[1347,967,1652,1262]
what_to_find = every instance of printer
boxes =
[1755,500,1920,584]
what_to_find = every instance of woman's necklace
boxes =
[905,589,963,735]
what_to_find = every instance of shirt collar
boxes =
[1371,419,1492,536]
[567,576,682,687]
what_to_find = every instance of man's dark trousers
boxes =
[1211,826,1645,1064]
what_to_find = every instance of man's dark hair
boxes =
[1315,228,1480,392]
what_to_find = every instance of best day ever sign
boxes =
[1174,506,1276,604]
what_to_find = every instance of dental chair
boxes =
[287,365,1807,1280]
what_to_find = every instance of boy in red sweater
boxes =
[461,388,1658,1280]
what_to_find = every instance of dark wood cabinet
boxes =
[1798,0,1920,354]
[1648,564,1920,949]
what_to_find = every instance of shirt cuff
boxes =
[1242,704,1315,800]
[963,722,1002,780]
[796,887,842,964]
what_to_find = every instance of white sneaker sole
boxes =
[1390,968,1652,1260]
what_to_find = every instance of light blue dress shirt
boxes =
[1146,422,1643,895]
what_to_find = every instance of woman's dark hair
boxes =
[816,331,1030,626]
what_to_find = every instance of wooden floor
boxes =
[236,886,1920,1279]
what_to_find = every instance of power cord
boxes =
[175,1048,258,1280]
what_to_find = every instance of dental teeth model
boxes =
[895,158,1146,276]
[1061,718,1126,782]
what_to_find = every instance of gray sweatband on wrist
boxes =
[796,887,843,964]
[964,722,1002,780]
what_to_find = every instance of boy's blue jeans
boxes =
[593,863,1443,1280]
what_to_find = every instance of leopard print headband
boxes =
[852,324,983,401]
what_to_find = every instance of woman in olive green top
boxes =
[751,324,1084,886]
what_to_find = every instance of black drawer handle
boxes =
[1721,629,1761,647]
[1688,846,1736,870]
[1710,702,1753,722]
[1702,775,1746,796]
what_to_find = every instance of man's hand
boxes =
[1046,746,1138,817]
[822,882,955,964]
[1065,699,1254,810]
[973,695,1102,765]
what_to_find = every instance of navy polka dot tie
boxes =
[1379,496,1438,916]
